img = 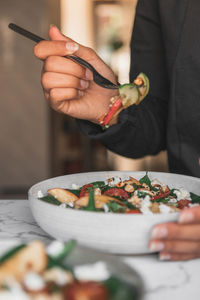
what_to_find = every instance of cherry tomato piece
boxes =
[104,188,129,200]
[126,210,142,214]
[79,184,93,197]
[178,199,191,209]
[63,281,109,300]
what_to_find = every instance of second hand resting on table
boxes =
[34,25,200,261]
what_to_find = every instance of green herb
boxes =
[137,191,149,198]
[122,200,138,210]
[170,189,177,197]
[139,172,152,188]
[152,198,170,203]
[104,276,137,300]
[40,195,61,206]
[50,240,76,262]
[106,202,126,213]
[90,181,105,188]
[83,189,96,211]
[0,244,26,266]
[190,192,200,203]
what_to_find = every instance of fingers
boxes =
[149,239,200,254]
[48,88,84,103]
[43,56,86,79]
[151,222,200,241]
[159,252,200,261]
[34,40,79,60]
[178,206,200,224]
[41,72,89,91]
[34,26,98,63]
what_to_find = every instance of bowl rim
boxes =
[28,170,200,218]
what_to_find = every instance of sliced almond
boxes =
[0,240,47,283]
[48,188,78,203]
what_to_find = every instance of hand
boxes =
[149,206,200,261]
[33,25,118,123]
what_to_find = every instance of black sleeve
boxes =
[77,0,170,159]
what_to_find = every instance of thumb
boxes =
[49,25,71,42]
[48,25,98,63]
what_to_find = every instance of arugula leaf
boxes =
[39,195,61,206]
[122,200,138,210]
[139,173,152,188]
[170,189,177,197]
[90,181,105,188]
[104,276,137,300]
[106,201,126,213]
[83,189,96,211]
[67,189,80,197]
[0,244,26,266]
[190,192,200,203]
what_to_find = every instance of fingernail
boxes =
[78,90,85,98]
[151,227,168,239]
[149,242,164,252]
[159,253,171,261]
[66,42,79,53]
[80,80,89,89]
[85,69,93,80]
[178,211,194,224]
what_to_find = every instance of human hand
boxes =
[149,206,200,261]
[33,25,118,123]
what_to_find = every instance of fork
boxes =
[8,23,119,90]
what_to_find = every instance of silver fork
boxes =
[8,23,119,90]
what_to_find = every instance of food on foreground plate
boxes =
[99,73,150,128]
[38,173,200,214]
[0,240,135,300]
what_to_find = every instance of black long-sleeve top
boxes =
[78,0,200,178]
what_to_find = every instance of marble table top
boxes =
[0,200,199,300]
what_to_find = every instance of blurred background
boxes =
[0,0,168,199]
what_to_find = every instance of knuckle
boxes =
[44,56,55,71]
[70,88,78,99]
[41,72,51,89]
[33,44,40,57]
[49,88,58,101]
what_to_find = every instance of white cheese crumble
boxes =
[59,203,67,208]
[103,204,109,213]
[0,290,31,300]
[174,188,191,201]
[159,204,172,214]
[37,190,44,198]
[46,240,65,257]
[23,272,45,291]
[168,198,178,204]
[107,177,121,187]
[67,202,74,208]
[74,261,110,281]
[140,196,153,215]
[71,183,80,189]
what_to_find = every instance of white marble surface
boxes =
[0,200,199,300]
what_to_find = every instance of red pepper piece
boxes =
[104,188,129,200]
[126,210,142,214]
[79,184,93,198]
[151,191,170,201]
[178,199,191,209]
[102,98,122,126]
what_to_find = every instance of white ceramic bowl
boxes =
[28,171,200,254]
